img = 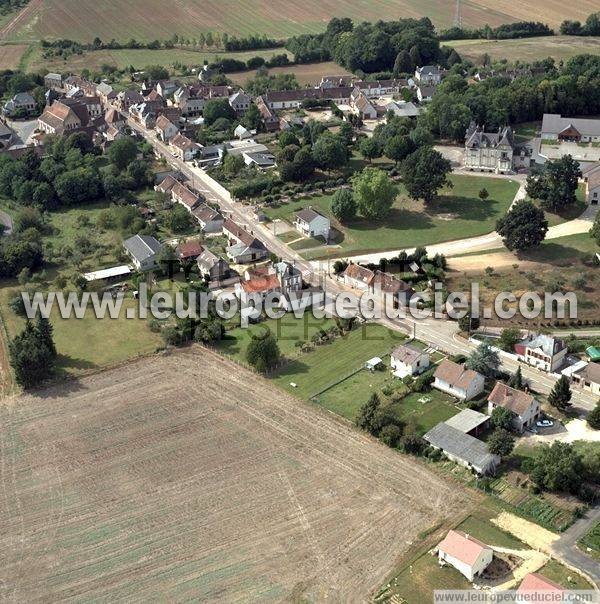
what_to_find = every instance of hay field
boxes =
[4,0,598,42]
[0,43,28,68]
[0,347,474,601]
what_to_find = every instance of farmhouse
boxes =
[424,423,500,476]
[437,530,493,581]
[464,122,514,174]
[433,359,485,401]
[390,344,429,378]
[571,362,600,396]
[487,382,540,432]
[515,334,567,373]
[541,113,600,143]
[123,234,162,271]
[294,207,330,240]
[350,89,378,120]
[192,203,224,233]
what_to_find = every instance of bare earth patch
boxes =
[492,512,559,552]
[0,347,474,602]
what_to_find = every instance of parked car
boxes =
[536,419,554,428]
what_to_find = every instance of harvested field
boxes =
[228,61,350,87]
[3,0,596,42]
[0,43,28,69]
[0,347,474,602]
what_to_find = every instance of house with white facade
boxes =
[487,382,540,433]
[541,113,600,143]
[123,234,162,271]
[294,208,330,241]
[391,344,429,378]
[515,334,567,373]
[571,362,600,396]
[433,359,485,401]
[414,66,443,86]
[437,530,493,581]
[464,122,514,174]
[155,115,179,142]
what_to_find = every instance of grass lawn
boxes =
[264,174,519,258]
[538,559,594,590]
[531,184,587,228]
[387,390,459,435]
[578,521,600,562]
[513,121,540,144]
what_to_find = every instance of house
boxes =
[236,272,281,305]
[196,248,231,282]
[464,122,514,174]
[294,207,330,241]
[273,261,302,294]
[155,115,179,141]
[223,219,268,264]
[192,203,224,233]
[169,133,198,161]
[243,151,276,169]
[424,423,500,475]
[437,530,493,581]
[156,80,179,99]
[343,264,374,291]
[515,334,567,373]
[433,359,485,401]
[38,100,87,135]
[391,344,429,378]
[64,75,96,96]
[123,234,162,271]
[96,82,116,104]
[384,100,420,118]
[517,573,565,598]
[0,119,16,150]
[487,382,540,432]
[177,239,203,262]
[444,408,490,437]
[369,271,415,307]
[255,96,280,131]
[3,92,36,116]
[585,165,600,205]
[171,181,201,211]
[350,88,377,119]
[234,124,252,140]
[229,91,252,116]
[260,87,352,111]
[416,85,436,103]
[44,73,63,90]
[541,113,600,143]
[354,79,405,97]
[104,108,125,131]
[571,362,600,396]
[154,174,179,196]
[415,66,443,86]
[116,89,144,112]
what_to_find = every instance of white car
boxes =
[536,419,554,428]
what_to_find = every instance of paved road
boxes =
[551,506,600,588]
[127,117,598,414]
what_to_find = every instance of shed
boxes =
[586,346,600,362]
[365,357,383,371]
[444,409,489,436]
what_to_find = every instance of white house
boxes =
[391,344,430,378]
[585,165,600,205]
[155,115,179,142]
[433,359,485,401]
[415,65,443,86]
[416,85,435,103]
[294,207,330,240]
[437,530,493,581]
[123,234,162,271]
[169,133,198,161]
[487,382,540,433]
[515,334,567,373]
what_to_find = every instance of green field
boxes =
[447,35,600,65]
[578,521,600,562]
[265,174,519,258]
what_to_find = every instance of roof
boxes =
[343,263,374,284]
[366,357,383,368]
[177,240,203,259]
[240,273,280,294]
[488,382,536,416]
[518,573,564,593]
[465,123,514,149]
[588,166,600,190]
[223,219,266,249]
[197,248,226,270]
[104,108,122,124]
[542,113,600,137]
[438,530,491,567]
[193,203,222,224]
[296,207,328,224]
[444,409,489,434]
[417,65,440,76]
[156,174,179,194]
[156,114,176,131]
[587,346,600,362]
[244,151,276,167]
[83,265,132,282]
[525,334,566,357]
[172,182,200,209]
[123,234,162,262]
[170,133,197,152]
[417,85,436,98]
[434,359,483,391]
[391,344,425,365]
[424,423,499,472]
[575,361,600,384]
[371,271,414,295]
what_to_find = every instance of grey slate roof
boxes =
[123,234,162,263]
[444,409,489,434]
[466,123,514,149]
[296,207,326,224]
[424,423,498,471]
[542,113,600,137]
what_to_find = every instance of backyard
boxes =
[264,174,519,258]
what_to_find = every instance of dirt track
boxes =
[0,347,474,602]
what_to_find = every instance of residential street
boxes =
[127,117,598,414]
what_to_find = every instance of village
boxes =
[1,17,600,602]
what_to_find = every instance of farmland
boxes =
[2,0,599,43]
[0,42,28,69]
[447,35,600,65]
[0,348,475,601]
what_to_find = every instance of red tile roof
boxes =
[177,240,203,259]
[518,573,564,593]
[438,530,491,567]
[240,273,280,293]
[488,382,535,416]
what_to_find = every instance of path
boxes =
[551,507,600,588]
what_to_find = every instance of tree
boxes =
[400,146,451,204]
[203,98,236,125]
[168,205,192,233]
[358,137,382,163]
[488,429,515,457]
[465,342,500,377]
[35,313,56,356]
[384,135,415,164]
[351,167,397,220]
[393,50,412,76]
[526,156,582,213]
[246,328,280,372]
[548,375,572,411]
[496,200,548,252]
[379,424,402,447]
[527,442,583,494]
[156,245,179,279]
[223,154,244,178]
[355,392,381,433]
[458,312,480,333]
[587,402,600,430]
[478,188,489,201]
[312,134,348,172]
[107,137,138,171]
[490,406,514,430]
[242,103,262,130]
[498,327,520,352]
[331,188,357,223]
[279,131,300,148]
[508,366,524,390]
